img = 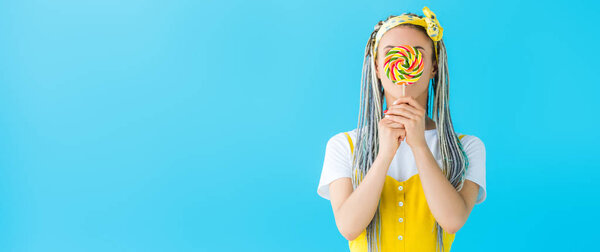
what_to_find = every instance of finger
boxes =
[396,128,406,137]
[392,96,426,112]
[386,114,417,130]
[382,117,405,129]
[386,120,405,129]
[397,129,406,141]
[391,127,406,137]
[392,103,420,113]
[389,103,425,118]
[385,114,411,125]
[380,117,393,127]
[385,106,419,119]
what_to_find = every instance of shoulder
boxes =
[326,129,356,153]
[457,134,485,155]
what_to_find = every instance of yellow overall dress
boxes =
[343,132,465,252]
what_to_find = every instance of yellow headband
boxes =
[372,6,443,62]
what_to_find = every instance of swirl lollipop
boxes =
[383,45,424,96]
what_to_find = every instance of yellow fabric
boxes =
[372,6,444,62]
[344,132,354,154]
[343,131,464,251]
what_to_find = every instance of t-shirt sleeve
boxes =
[461,135,487,204]
[317,132,353,201]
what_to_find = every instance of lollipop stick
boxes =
[402,85,406,97]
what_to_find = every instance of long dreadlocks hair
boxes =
[351,12,470,252]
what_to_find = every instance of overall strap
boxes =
[343,132,354,155]
[344,132,362,180]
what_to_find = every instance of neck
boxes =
[384,89,437,130]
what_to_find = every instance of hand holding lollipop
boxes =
[383,45,424,96]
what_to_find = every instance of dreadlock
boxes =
[351,13,470,252]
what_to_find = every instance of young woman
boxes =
[317,7,486,252]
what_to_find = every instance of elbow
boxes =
[341,231,353,241]
[441,210,470,234]
[341,229,361,241]
[336,221,361,241]
[333,208,364,241]
[441,218,466,234]
[443,224,460,234]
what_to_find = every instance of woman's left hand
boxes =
[384,96,427,149]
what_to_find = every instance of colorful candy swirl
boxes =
[383,45,424,86]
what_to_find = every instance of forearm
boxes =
[412,144,467,233]
[336,152,394,240]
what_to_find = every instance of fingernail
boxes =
[384,109,388,113]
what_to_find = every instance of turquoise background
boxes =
[1,0,598,251]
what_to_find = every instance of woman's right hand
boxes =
[378,115,406,158]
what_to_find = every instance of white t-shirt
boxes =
[317,128,487,204]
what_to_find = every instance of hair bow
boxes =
[422,6,443,42]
